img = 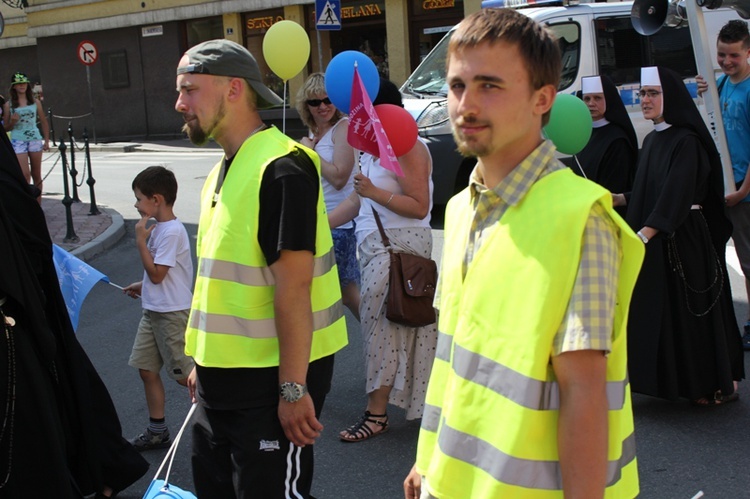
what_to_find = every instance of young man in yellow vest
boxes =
[403,9,644,498]
[175,40,347,498]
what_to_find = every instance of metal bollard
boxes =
[67,122,81,203]
[83,128,100,216]
[59,141,79,243]
[47,108,56,147]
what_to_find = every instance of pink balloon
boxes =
[374,104,418,157]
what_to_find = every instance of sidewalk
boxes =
[41,138,215,260]
[42,196,124,261]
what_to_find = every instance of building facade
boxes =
[0,0,478,140]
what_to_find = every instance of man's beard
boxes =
[182,101,225,146]
[452,127,486,158]
[182,120,208,146]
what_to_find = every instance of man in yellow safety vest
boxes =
[175,39,347,498]
[404,8,644,498]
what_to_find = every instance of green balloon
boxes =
[543,93,592,155]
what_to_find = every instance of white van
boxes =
[402,0,743,208]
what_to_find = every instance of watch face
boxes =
[280,382,306,402]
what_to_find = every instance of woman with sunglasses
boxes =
[296,73,361,320]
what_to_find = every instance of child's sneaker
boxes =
[129,428,171,451]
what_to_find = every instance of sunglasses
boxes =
[306,97,332,107]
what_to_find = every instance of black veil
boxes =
[599,75,638,153]
[657,66,731,249]
[0,131,148,497]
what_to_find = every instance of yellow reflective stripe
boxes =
[438,420,636,490]
[452,343,627,411]
[421,403,441,433]
[198,249,337,285]
[190,300,343,338]
[435,331,452,362]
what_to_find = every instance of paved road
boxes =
[61,148,750,498]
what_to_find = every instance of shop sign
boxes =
[341,3,382,19]
[424,25,453,34]
[246,15,284,32]
[141,25,163,37]
[423,0,455,9]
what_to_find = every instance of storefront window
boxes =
[409,0,463,72]
[330,0,388,78]
[186,17,223,48]
[244,9,287,103]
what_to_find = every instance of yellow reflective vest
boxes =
[185,127,347,368]
[417,168,643,498]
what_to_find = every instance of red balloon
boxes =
[374,104,418,157]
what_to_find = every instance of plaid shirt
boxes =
[440,140,621,354]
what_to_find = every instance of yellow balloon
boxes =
[263,20,310,81]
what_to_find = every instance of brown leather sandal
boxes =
[339,411,389,442]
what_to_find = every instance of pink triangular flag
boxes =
[347,66,404,176]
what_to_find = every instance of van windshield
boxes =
[401,20,581,98]
[403,30,452,97]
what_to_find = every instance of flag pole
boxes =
[109,281,140,298]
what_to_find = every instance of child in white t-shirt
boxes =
[123,166,194,451]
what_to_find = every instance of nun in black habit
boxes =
[574,75,638,209]
[622,66,743,404]
[0,131,148,497]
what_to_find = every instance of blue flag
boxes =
[52,244,109,331]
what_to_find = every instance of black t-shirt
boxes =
[257,150,319,265]
[196,146,323,409]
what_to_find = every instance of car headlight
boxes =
[416,100,450,129]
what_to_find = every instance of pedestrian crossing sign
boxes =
[316,0,342,31]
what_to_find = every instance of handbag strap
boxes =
[371,207,393,252]
[152,403,198,484]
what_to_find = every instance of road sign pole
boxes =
[317,30,324,71]
[86,65,97,144]
[77,40,98,143]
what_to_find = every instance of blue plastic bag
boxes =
[141,404,198,499]
[143,479,197,499]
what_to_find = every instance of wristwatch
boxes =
[279,382,308,403]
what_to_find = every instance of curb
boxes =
[70,207,125,260]
[84,143,220,153]
[46,142,220,154]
